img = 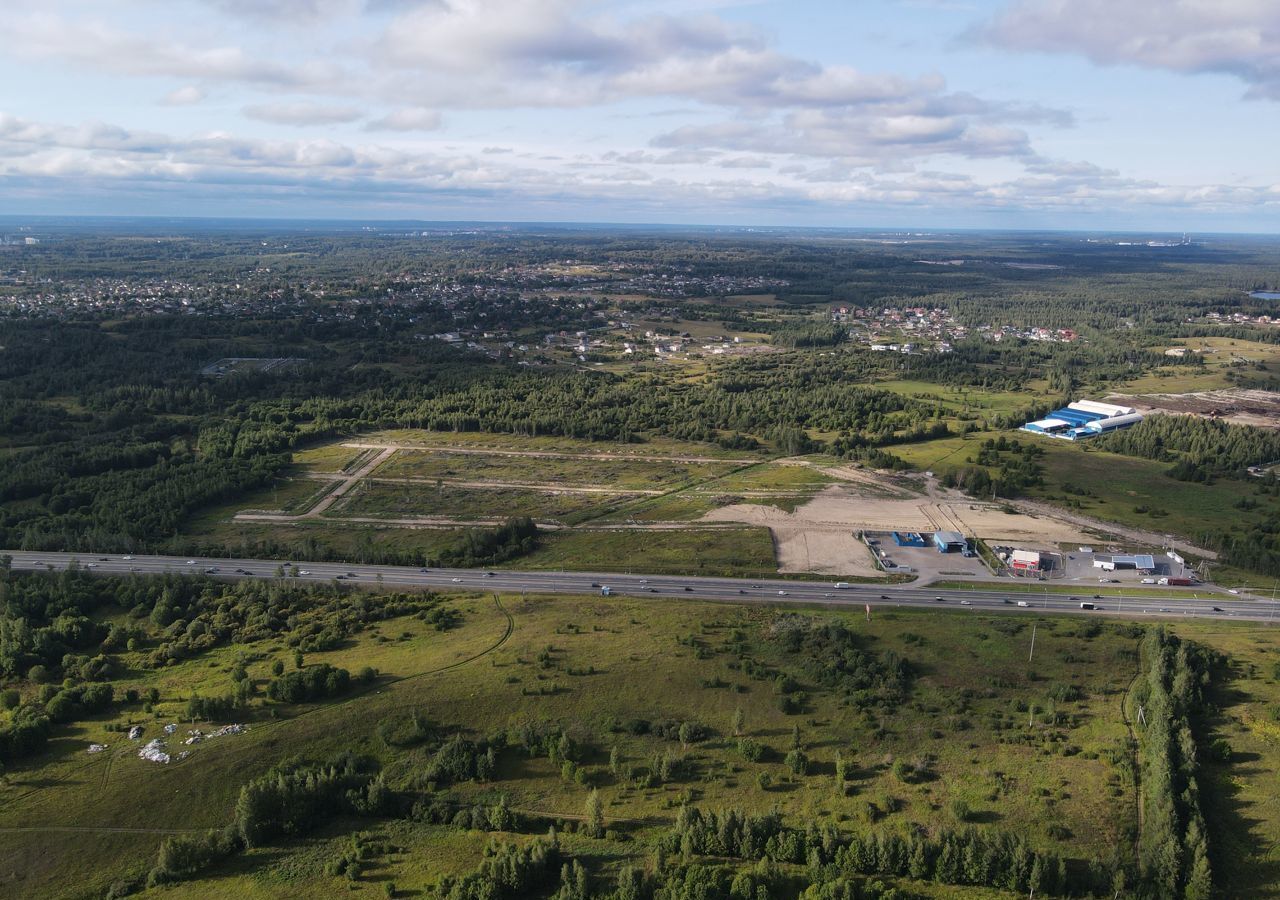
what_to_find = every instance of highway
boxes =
[3,550,1275,623]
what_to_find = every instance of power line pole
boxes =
[1028,624,1037,663]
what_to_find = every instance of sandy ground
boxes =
[702,483,1096,576]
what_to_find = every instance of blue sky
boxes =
[1,0,1277,230]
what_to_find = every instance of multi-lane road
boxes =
[2,550,1274,623]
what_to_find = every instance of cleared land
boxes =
[201,433,1144,582]
[1105,387,1280,430]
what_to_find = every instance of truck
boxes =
[1162,577,1193,587]
[1079,602,1097,610]
[833,582,851,589]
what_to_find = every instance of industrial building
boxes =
[1021,399,1142,441]
[932,530,968,553]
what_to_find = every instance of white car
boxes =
[451,577,462,583]
[186,560,196,565]
[299,570,311,575]
[122,555,133,560]
[778,590,788,596]
[960,600,972,605]
[1227,589,1240,594]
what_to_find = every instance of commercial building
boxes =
[1009,549,1043,572]
[1021,399,1141,441]
[1092,554,1156,573]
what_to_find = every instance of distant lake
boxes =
[1250,291,1280,300]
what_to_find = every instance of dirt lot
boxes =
[702,483,1094,576]
[1106,388,1280,429]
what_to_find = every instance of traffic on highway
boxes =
[3,550,1272,623]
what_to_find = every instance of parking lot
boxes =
[864,532,989,582]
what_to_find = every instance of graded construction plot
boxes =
[215,434,1108,581]
[0,586,1149,898]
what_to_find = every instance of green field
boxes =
[335,482,632,524]
[507,527,779,577]
[0,577,1177,899]
[1172,621,1280,898]
[374,450,741,490]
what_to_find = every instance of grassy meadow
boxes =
[0,583,1165,898]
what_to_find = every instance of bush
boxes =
[266,664,351,704]
[785,749,809,776]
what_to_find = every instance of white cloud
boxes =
[364,107,442,131]
[243,103,364,125]
[979,0,1280,100]
[160,85,207,106]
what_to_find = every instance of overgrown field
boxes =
[2,567,1243,898]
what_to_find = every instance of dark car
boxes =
[1211,606,1223,612]
[683,586,693,592]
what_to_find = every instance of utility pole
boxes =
[1028,624,1037,662]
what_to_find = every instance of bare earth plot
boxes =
[1105,388,1280,429]
[702,482,1095,576]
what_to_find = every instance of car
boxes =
[186,560,196,565]
[933,597,945,602]
[85,563,97,568]
[483,572,495,578]
[1211,606,1223,612]
[346,572,358,577]
[960,600,971,605]
[880,594,889,600]
[751,584,761,589]
[1093,594,1103,599]
[122,555,133,560]
[243,570,254,576]
[649,588,658,593]
[1016,600,1030,607]
[778,590,788,596]
[451,577,462,583]
[738,589,746,595]
[234,568,245,574]
[299,570,311,575]
[204,567,217,574]
[683,586,693,592]
[1158,608,1170,613]
[823,593,832,597]
[419,567,431,573]
[1227,589,1240,594]
[336,575,346,580]
[1069,597,1080,602]
[639,579,648,584]
[98,557,109,561]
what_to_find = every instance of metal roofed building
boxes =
[933,530,967,553]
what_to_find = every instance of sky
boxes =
[1,0,1278,230]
